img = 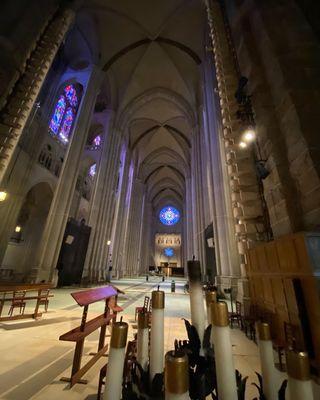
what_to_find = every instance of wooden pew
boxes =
[0,283,53,321]
[59,285,124,387]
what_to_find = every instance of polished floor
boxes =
[0,277,314,399]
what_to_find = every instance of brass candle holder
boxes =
[165,350,189,394]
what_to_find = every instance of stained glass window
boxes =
[64,85,78,107]
[164,248,174,257]
[49,95,65,134]
[159,206,180,226]
[89,163,96,177]
[59,108,74,143]
[93,135,101,147]
[49,83,79,144]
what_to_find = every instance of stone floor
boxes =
[0,277,302,399]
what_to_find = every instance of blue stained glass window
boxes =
[64,84,78,107]
[89,163,96,177]
[49,83,79,144]
[49,95,65,134]
[159,206,180,226]
[164,247,174,257]
[58,108,74,143]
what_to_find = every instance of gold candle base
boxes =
[152,290,165,309]
[211,301,229,327]
[205,290,217,307]
[257,322,271,341]
[110,321,128,348]
[286,350,311,381]
[165,351,189,394]
[138,311,149,329]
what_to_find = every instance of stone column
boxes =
[0,8,75,183]
[82,111,123,283]
[190,128,207,274]
[201,58,240,280]
[112,158,134,278]
[123,178,145,276]
[35,66,103,282]
[185,176,194,261]
[140,200,152,274]
[204,0,266,283]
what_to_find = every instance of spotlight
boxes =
[243,128,256,142]
[107,240,111,246]
[0,191,7,202]
[239,141,247,149]
[15,226,21,233]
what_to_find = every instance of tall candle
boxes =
[137,311,149,371]
[286,350,314,400]
[165,350,190,400]
[187,260,206,345]
[150,290,165,381]
[257,322,277,400]
[103,321,128,400]
[211,301,237,400]
[205,290,217,325]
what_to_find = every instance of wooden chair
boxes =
[243,304,257,341]
[229,301,243,329]
[38,289,51,312]
[8,290,26,316]
[135,296,150,321]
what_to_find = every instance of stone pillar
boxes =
[35,66,103,282]
[124,178,145,276]
[191,128,207,274]
[82,110,123,283]
[112,158,134,278]
[0,8,75,183]
[185,176,194,261]
[139,197,152,275]
[204,0,266,287]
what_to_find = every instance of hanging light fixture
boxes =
[15,225,22,233]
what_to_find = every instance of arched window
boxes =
[89,163,96,178]
[93,135,102,147]
[49,84,80,144]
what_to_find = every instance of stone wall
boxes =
[223,0,320,237]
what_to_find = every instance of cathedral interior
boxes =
[0,1,320,399]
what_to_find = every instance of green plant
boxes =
[236,370,248,400]
[251,372,287,400]
[175,319,217,400]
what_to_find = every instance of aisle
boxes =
[0,277,264,399]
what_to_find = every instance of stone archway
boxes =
[1,182,53,282]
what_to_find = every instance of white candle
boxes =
[165,350,190,400]
[205,290,217,325]
[137,311,149,371]
[257,322,277,400]
[211,301,237,400]
[286,350,314,400]
[187,260,206,345]
[103,321,128,400]
[150,290,165,381]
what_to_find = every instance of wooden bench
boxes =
[59,285,124,387]
[0,283,53,321]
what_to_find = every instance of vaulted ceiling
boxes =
[71,0,206,214]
